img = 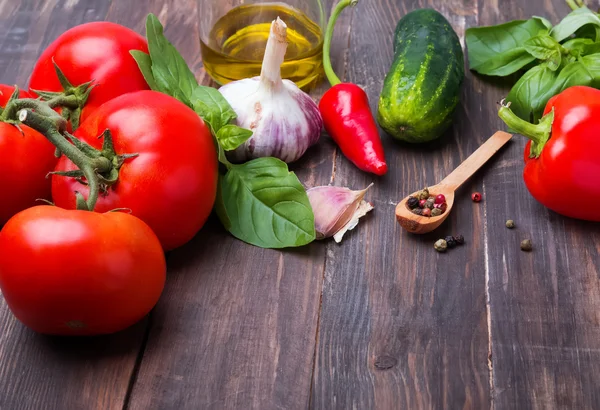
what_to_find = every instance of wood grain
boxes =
[479,0,600,408]
[311,0,492,408]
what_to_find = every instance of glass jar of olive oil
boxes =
[198,1,325,90]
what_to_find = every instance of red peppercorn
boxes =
[434,194,446,205]
[471,192,482,202]
[438,203,448,213]
[422,208,431,217]
[419,199,427,208]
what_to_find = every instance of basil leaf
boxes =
[523,34,562,71]
[506,64,560,122]
[217,157,315,248]
[191,85,237,132]
[581,53,600,80]
[466,18,549,76]
[216,124,253,151]
[130,50,158,90]
[563,38,600,56]
[551,7,600,42]
[574,24,600,42]
[145,14,198,106]
[214,175,231,231]
[533,15,553,31]
[548,56,599,93]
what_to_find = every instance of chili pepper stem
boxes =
[498,101,553,158]
[323,0,359,86]
[17,108,111,211]
[565,0,584,11]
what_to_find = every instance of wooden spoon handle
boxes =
[439,131,513,191]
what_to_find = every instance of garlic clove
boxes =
[307,183,374,242]
[333,200,374,243]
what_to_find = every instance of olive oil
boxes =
[201,3,324,90]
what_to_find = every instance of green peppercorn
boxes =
[505,219,515,229]
[520,239,533,252]
[444,236,457,248]
[412,208,423,216]
[453,234,465,245]
[425,197,435,209]
[418,187,430,200]
[407,197,420,209]
[434,239,448,252]
[431,208,442,217]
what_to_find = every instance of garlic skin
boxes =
[307,183,374,243]
[218,17,322,163]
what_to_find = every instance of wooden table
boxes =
[1,0,599,409]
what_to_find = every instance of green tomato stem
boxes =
[323,0,358,86]
[17,108,111,211]
[498,101,554,158]
[10,98,114,211]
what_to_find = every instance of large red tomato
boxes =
[0,85,57,226]
[0,206,166,335]
[52,91,218,251]
[29,21,149,123]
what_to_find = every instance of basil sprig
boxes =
[132,14,315,248]
[466,3,600,122]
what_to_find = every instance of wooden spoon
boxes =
[395,131,513,234]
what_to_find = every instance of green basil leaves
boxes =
[466,5,600,122]
[466,18,549,76]
[132,13,315,248]
[216,158,315,248]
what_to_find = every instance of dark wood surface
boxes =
[0,0,598,409]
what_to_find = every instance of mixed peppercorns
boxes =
[434,235,465,253]
[406,188,448,217]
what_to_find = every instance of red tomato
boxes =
[0,85,57,226]
[29,22,149,123]
[0,206,166,335]
[522,86,600,221]
[52,91,218,251]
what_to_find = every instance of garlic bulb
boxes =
[218,17,323,163]
[307,183,374,243]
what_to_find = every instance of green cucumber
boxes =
[377,9,464,143]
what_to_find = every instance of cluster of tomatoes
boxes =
[0,22,218,335]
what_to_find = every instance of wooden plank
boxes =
[478,0,600,408]
[125,1,345,408]
[0,3,149,409]
[311,0,492,408]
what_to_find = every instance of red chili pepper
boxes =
[499,85,600,222]
[318,0,387,176]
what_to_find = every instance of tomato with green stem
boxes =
[15,90,218,251]
[0,85,57,226]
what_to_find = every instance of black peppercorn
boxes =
[412,208,423,216]
[407,197,420,209]
[445,235,457,248]
[453,234,465,245]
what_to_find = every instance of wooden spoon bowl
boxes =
[395,131,513,234]
[396,186,455,234]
